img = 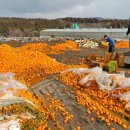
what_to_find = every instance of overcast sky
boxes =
[0,0,129,19]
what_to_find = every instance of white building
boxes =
[40,28,127,39]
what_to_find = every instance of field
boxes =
[0,39,130,130]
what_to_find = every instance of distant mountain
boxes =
[87,17,104,20]
[96,17,104,20]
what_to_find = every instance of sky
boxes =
[0,0,129,19]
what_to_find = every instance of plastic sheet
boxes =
[112,91,130,108]
[78,67,103,86]
[97,73,128,91]
[0,73,28,107]
[61,68,89,75]
[0,119,20,130]
[0,95,33,107]
[0,72,33,106]
[0,113,35,130]
[0,73,35,129]
[64,67,130,108]
[0,73,33,106]
[69,67,130,91]
[0,73,15,80]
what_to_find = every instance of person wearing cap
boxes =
[104,35,115,52]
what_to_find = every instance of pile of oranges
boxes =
[58,71,130,129]
[0,41,82,86]
[51,40,79,52]
[19,42,57,54]
[1,39,130,129]
[0,89,73,130]
[115,41,130,48]
[19,40,78,54]
[0,41,82,129]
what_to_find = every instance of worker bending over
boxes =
[104,35,115,52]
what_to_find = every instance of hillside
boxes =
[0,17,129,37]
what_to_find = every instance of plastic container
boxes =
[108,61,118,72]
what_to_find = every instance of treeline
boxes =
[0,17,63,37]
[62,17,129,28]
[0,17,129,37]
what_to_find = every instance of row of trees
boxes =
[62,17,129,28]
[0,17,63,37]
[0,17,129,37]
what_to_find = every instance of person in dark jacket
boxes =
[104,35,115,52]
[126,17,130,46]
[126,25,130,35]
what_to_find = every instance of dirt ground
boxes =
[33,47,129,130]
[31,77,125,130]
[3,42,130,129]
[49,47,129,64]
[49,47,130,76]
